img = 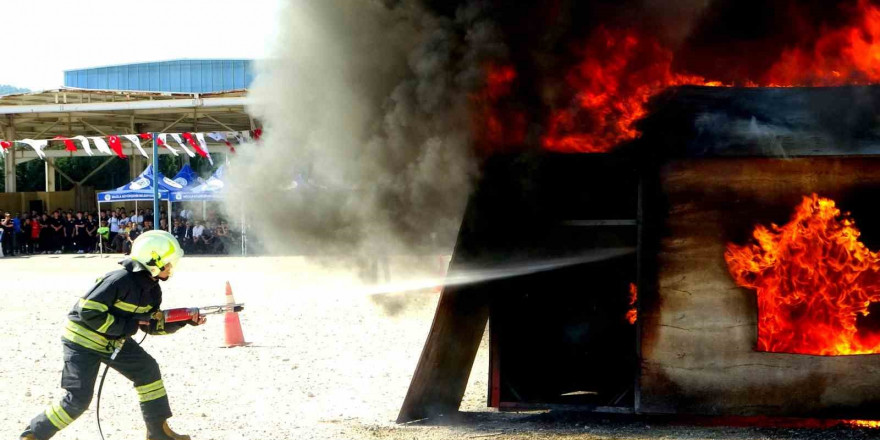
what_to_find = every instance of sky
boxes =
[0,0,282,91]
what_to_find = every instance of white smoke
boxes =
[224,0,506,259]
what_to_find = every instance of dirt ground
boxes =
[2,255,879,440]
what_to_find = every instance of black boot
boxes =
[145,419,190,440]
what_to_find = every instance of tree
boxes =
[0,84,29,96]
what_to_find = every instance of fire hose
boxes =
[96,303,244,440]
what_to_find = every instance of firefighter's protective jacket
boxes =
[62,259,187,354]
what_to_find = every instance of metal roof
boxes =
[0,87,253,160]
[64,59,254,93]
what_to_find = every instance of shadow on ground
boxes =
[355,410,880,440]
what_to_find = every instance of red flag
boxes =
[138,133,152,140]
[107,135,128,159]
[0,140,11,150]
[182,132,208,159]
[53,136,77,152]
[224,140,235,154]
[157,137,165,147]
[252,128,262,140]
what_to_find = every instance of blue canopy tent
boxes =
[170,164,202,190]
[97,165,183,234]
[169,165,246,255]
[170,165,226,202]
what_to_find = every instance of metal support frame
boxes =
[32,119,60,139]
[0,97,249,115]
[80,119,108,136]
[204,114,238,132]
[160,115,188,132]
[79,157,116,185]
[45,158,77,185]
[4,120,16,193]
[152,133,159,227]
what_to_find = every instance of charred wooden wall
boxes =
[640,157,880,419]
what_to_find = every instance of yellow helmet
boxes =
[130,230,184,278]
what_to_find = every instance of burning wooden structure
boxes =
[399,85,880,422]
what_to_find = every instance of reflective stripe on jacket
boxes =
[62,259,185,352]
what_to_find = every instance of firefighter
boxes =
[21,230,204,440]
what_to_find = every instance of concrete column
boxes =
[45,160,56,192]
[130,155,144,180]
[4,124,15,193]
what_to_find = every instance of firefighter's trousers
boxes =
[26,339,172,440]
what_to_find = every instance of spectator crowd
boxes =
[1,207,238,257]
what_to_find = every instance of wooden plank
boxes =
[396,278,489,422]
[640,157,880,418]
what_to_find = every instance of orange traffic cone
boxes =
[223,281,247,347]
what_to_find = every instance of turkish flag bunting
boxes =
[182,132,208,159]
[138,133,152,140]
[107,135,128,159]
[0,140,11,150]
[53,136,77,152]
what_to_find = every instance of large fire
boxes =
[724,194,880,355]
[478,0,880,152]
[541,27,716,153]
[764,0,880,86]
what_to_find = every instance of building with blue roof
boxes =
[64,59,254,93]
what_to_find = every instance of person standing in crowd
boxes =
[125,223,143,254]
[63,212,76,253]
[29,213,42,255]
[18,213,30,255]
[172,219,185,244]
[199,223,216,254]
[50,211,65,254]
[12,212,23,255]
[181,221,195,254]
[119,209,130,231]
[85,213,98,253]
[215,221,231,254]
[97,221,110,252]
[1,212,13,256]
[39,214,51,254]
[128,210,138,227]
[108,211,119,244]
[111,225,128,254]
[72,212,86,254]
[191,221,205,254]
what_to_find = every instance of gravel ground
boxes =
[2,255,879,440]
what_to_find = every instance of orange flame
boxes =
[626,282,638,325]
[765,0,880,86]
[530,0,880,153]
[541,28,714,153]
[848,420,880,428]
[724,194,880,355]
[472,64,526,153]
